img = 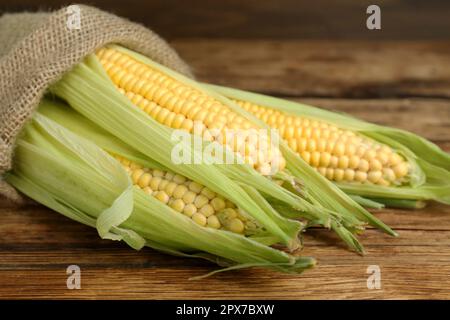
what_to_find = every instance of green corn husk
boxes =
[39,98,306,250]
[49,44,396,253]
[49,58,308,250]
[39,98,364,252]
[348,195,385,209]
[348,195,425,209]
[210,85,450,206]
[6,113,316,275]
[366,198,426,209]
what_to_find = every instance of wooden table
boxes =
[1,40,450,299]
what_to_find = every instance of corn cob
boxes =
[211,84,450,206]
[7,111,315,275]
[96,47,285,176]
[42,91,369,252]
[36,98,313,250]
[50,45,397,253]
[115,155,260,235]
[234,99,410,187]
[40,96,371,243]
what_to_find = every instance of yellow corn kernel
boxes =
[171,184,188,199]
[148,176,162,190]
[131,168,144,184]
[137,173,152,188]
[170,198,185,212]
[183,203,197,217]
[154,190,170,204]
[207,215,221,229]
[227,218,245,234]
[182,191,197,204]
[164,181,178,196]
[199,204,215,217]
[192,213,207,227]
[173,174,186,184]
[210,197,226,211]
[194,195,209,208]
[188,181,203,193]
[200,188,216,200]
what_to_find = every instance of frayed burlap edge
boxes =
[0,4,193,204]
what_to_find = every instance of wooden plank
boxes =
[0,229,449,299]
[2,0,450,40]
[1,199,450,244]
[0,201,450,299]
[1,236,449,269]
[172,40,450,98]
[1,266,449,299]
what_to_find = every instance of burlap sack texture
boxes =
[0,4,193,204]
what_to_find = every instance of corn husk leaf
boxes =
[198,84,395,236]
[6,114,316,274]
[348,195,385,209]
[42,97,368,252]
[109,46,396,241]
[49,58,307,250]
[48,46,379,252]
[211,85,450,205]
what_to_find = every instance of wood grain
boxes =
[0,203,449,299]
[2,0,450,40]
[1,39,450,299]
[173,40,450,98]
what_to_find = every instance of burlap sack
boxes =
[0,4,193,204]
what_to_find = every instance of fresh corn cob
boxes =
[39,98,367,252]
[211,85,450,206]
[96,47,285,176]
[37,98,306,250]
[7,109,316,275]
[50,44,397,253]
[233,99,410,187]
[115,155,260,235]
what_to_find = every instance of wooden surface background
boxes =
[2,0,450,40]
[1,1,450,300]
